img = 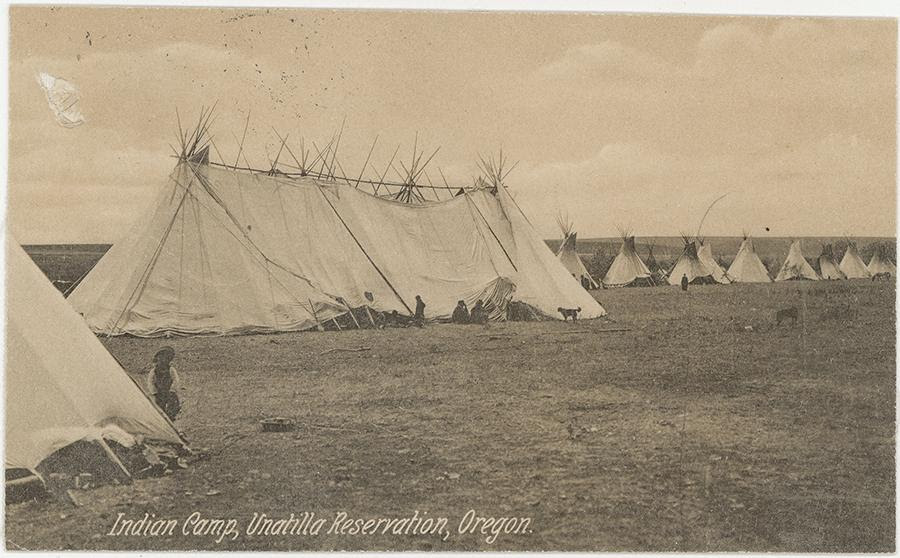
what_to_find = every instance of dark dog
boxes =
[558,307,581,321]
[872,272,892,282]
[775,306,798,326]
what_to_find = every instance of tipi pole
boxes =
[364,306,377,328]
[340,299,361,329]
[356,136,379,188]
[234,110,251,169]
[97,438,133,484]
[308,298,324,331]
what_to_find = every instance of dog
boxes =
[558,307,581,321]
[872,272,892,282]
[775,306,798,326]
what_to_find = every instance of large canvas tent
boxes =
[6,238,185,474]
[839,242,872,279]
[817,244,846,280]
[774,240,819,281]
[726,235,771,283]
[602,234,653,288]
[867,245,896,276]
[667,239,727,285]
[70,147,605,336]
[555,216,599,289]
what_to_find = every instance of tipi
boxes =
[726,235,771,283]
[6,237,185,475]
[817,244,846,280]
[774,240,819,281]
[697,241,731,284]
[645,243,668,284]
[602,233,653,288]
[555,215,599,290]
[69,123,605,336]
[667,238,728,285]
[839,241,872,279]
[867,244,896,276]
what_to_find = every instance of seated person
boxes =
[470,300,489,324]
[451,300,470,324]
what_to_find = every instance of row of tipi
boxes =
[772,240,894,281]
[557,226,895,287]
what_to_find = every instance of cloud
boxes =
[7,12,895,242]
[536,41,677,82]
[510,133,894,239]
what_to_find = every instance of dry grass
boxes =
[5,279,895,551]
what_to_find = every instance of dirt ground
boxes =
[5,279,895,551]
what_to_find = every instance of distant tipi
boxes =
[697,241,731,284]
[774,240,819,281]
[867,244,896,276]
[555,215,599,289]
[602,233,654,288]
[645,243,667,284]
[839,241,871,279]
[817,244,846,280]
[667,237,729,285]
[726,235,771,283]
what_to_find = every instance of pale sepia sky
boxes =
[7,7,897,243]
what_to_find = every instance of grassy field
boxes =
[21,245,110,293]
[5,273,895,551]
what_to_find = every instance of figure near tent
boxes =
[414,295,426,327]
[452,300,470,324]
[450,299,487,325]
[144,347,182,421]
[470,300,489,324]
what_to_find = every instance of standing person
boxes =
[413,295,426,327]
[681,274,689,292]
[145,347,182,421]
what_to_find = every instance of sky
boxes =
[6,7,897,243]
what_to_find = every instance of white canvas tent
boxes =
[70,154,605,336]
[867,245,896,276]
[726,236,771,283]
[602,234,653,287]
[646,244,667,284]
[697,241,731,284]
[839,242,872,279]
[817,244,846,280]
[667,239,726,285]
[555,216,599,289]
[774,240,819,281]
[6,238,184,473]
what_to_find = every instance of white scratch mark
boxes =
[36,72,85,128]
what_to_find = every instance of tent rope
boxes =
[174,167,325,319]
[106,170,197,336]
[310,182,413,314]
[463,192,519,272]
